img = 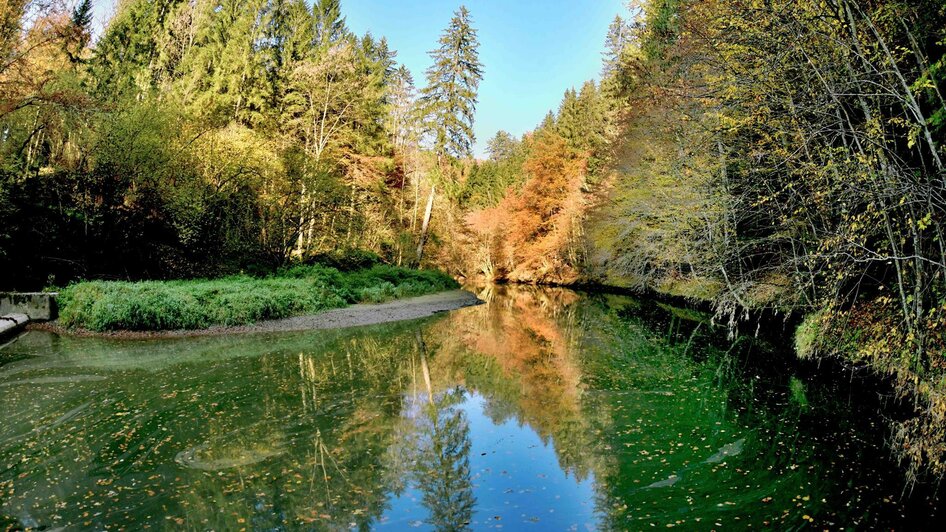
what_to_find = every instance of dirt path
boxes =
[29,290,483,339]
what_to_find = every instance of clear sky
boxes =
[89,0,628,158]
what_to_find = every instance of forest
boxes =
[1,0,945,480]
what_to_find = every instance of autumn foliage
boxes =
[464,131,591,284]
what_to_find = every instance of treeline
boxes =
[0,0,481,289]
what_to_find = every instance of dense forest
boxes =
[0,0,484,285]
[2,0,946,479]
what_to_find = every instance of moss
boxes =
[788,377,809,408]
[657,276,724,302]
[794,311,824,360]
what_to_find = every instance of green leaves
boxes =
[418,6,483,161]
[57,264,458,331]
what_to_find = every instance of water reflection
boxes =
[0,285,942,529]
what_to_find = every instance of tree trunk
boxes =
[416,185,435,266]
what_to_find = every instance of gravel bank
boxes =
[30,290,483,339]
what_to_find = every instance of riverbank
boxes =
[31,290,482,339]
[567,272,946,484]
[53,265,460,333]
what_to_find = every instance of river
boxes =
[0,285,941,529]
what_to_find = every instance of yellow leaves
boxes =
[907,125,922,150]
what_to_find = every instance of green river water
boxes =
[0,285,942,530]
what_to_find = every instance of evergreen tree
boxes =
[419,6,483,161]
[602,15,630,78]
[312,0,347,49]
[68,0,94,60]
[555,81,608,157]
[173,0,268,123]
[353,32,395,154]
[486,130,518,162]
[91,0,190,97]
[269,0,315,127]
[555,87,580,142]
[388,65,417,150]
[537,110,557,134]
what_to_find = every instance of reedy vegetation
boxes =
[58,263,459,331]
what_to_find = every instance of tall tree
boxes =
[91,0,191,98]
[602,15,630,78]
[419,5,483,161]
[388,65,417,150]
[172,0,268,123]
[312,0,347,49]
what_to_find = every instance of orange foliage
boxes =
[428,285,586,442]
[0,8,80,117]
[464,132,591,284]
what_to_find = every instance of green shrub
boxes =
[304,249,384,272]
[57,265,459,332]
[795,311,824,359]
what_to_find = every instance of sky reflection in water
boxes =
[0,285,942,530]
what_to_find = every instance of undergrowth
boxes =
[58,264,459,332]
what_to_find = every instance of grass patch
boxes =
[58,264,459,332]
[794,310,827,360]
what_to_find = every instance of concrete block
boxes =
[0,292,58,321]
[0,313,29,339]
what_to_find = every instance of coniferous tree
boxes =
[67,0,93,61]
[419,5,483,161]
[602,15,630,78]
[555,88,580,144]
[91,0,190,97]
[486,130,518,162]
[537,110,557,133]
[388,65,417,150]
[312,0,347,49]
[270,0,315,127]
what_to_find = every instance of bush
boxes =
[304,249,384,272]
[58,265,459,332]
[795,311,825,359]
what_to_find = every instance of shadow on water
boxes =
[0,284,942,529]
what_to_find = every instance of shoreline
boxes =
[29,290,483,339]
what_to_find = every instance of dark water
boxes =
[0,286,942,530]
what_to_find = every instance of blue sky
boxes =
[90,0,627,157]
[344,0,626,157]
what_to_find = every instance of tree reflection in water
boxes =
[392,332,476,531]
[0,284,941,530]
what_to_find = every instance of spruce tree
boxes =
[68,0,93,60]
[387,65,417,150]
[537,110,557,134]
[91,0,189,97]
[172,0,268,123]
[555,88,580,143]
[312,0,347,49]
[486,130,518,162]
[419,6,483,161]
[602,15,630,78]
